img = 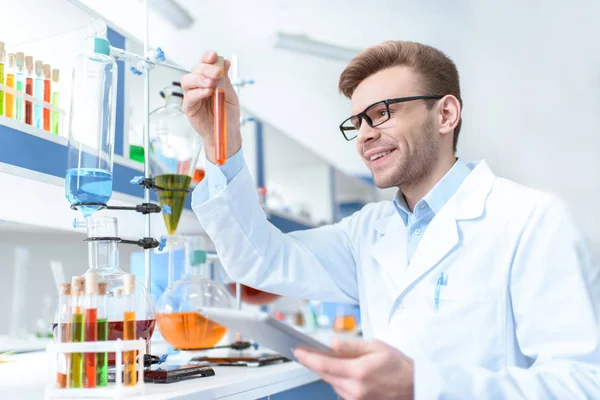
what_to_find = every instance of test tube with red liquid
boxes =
[213,56,227,165]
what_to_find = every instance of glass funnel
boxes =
[149,83,203,235]
[54,217,155,363]
[156,235,231,350]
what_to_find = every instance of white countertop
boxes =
[0,350,320,399]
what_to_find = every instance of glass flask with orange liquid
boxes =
[333,304,359,333]
[54,217,155,364]
[156,236,232,350]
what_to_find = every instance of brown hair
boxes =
[339,41,463,152]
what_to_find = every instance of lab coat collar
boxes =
[370,160,496,302]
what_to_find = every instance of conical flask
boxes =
[156,235,231,350]
[149,83,203,235]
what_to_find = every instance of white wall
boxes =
[0,227,137,336]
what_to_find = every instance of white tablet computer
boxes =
[198,307,333,361]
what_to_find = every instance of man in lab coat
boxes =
[181,41,600,399]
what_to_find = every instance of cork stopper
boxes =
[15,52,24,67]
[115,289,123,298]
[35,60,43,75]
[85,272,99,295]
[216,56,225,77]
[98,282,107,296]
[8,54,15,69]
[24,55,33,73]
[123,273,135,295]
[0,41,4,53]
[43,64,51,79]
[52,68,60,83]
[71,276,85,294]
[60,282,71,296]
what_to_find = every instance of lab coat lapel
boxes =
[370,211,408,289]
[393,161,497,298]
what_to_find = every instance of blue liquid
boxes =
[65,168,113,217]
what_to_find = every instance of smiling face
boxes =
[352,66,442,189]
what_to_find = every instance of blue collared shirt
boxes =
[394,158,472,263]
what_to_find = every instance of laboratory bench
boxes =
[0,350,338,399]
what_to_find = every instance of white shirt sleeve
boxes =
[192,157,359,303]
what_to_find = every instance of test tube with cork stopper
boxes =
[122,273,137,386]
[213,56,227,165]
[84,272,98,388]
[69,276,85,388]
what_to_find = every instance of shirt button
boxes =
[215,185,224,191]
[419,204,425,209]
[415,228,422,235]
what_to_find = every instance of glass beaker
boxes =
[156,235,231,350]
[66,20,117,217]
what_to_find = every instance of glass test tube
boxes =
[69,276,85,388]
[96,282,108,387]
[43,64,51,131]
[84,272,98,388]
[5,54,15,119]
[15,52,24,122]
[51,68,60,134]
[34,60,43,129]
[123,273,137,386]
[56,282,71,389]
[24,55,33,125]
[213,56,227,165]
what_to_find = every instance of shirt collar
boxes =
[393,158,472,225]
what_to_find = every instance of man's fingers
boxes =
[182,88,211,113]
[191,63,223,80]
[181,73,217,92]
[295,348,353,378]
[201,51,218,63]
[332,339,380,358]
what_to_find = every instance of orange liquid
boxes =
[213,89,227,165]
[156,312,227,350]
[333,315,357,332]
[56,373,67,389]
[5,74,14,118]
[25,77,33,125]
[43,79,51,131]
[84,308,97,388]
[123,311,136,386]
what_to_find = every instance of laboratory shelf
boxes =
[0,116,201,238]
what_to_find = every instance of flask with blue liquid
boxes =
[65,20,117,217]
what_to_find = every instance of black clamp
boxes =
[131,176,191,193]
[85,236,166,251]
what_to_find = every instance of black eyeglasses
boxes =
[339,95,444,141]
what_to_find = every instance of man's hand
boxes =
[294,339,414,400]
[180,51,242,164]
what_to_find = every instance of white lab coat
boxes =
[192,160,600,399]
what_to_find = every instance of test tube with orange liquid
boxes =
[213,56,227,165]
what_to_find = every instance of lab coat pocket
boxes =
[406,282,506,366]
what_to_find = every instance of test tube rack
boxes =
[44,339,146,399]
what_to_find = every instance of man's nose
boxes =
[357,123,380,145]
